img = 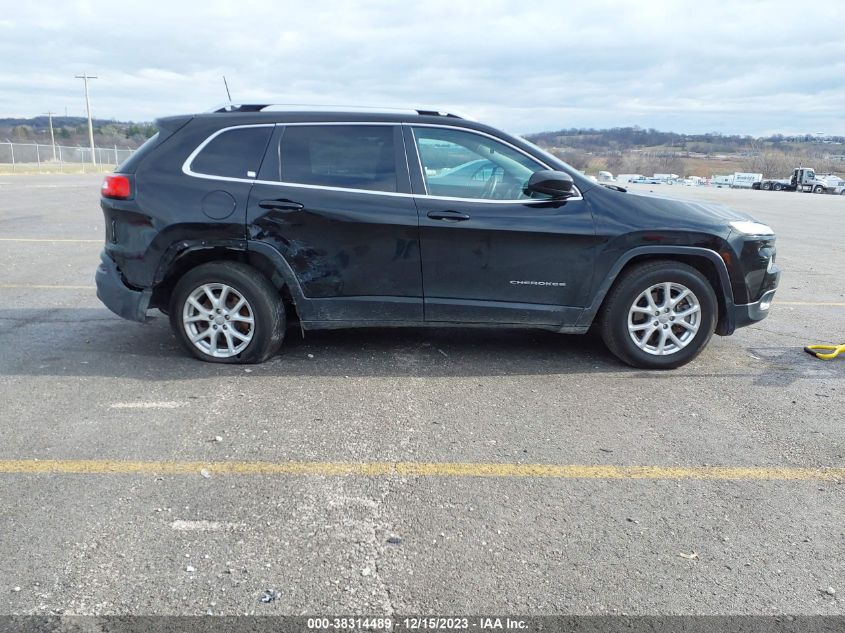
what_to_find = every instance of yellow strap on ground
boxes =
[804,344,845,360]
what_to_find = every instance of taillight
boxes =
[101,174,131,199]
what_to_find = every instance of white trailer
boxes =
[711,175,733,188]
[731,172,762,188]
[616,174,644,183]
[653,173,680,183]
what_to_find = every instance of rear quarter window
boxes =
[116,132,160,173]
[189,126,273,179]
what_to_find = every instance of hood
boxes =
[621,188,757,227]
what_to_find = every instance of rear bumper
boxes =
[95,251,151,322]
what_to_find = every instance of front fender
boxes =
[576,246,737,334]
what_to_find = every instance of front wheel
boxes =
[599,261,717,369]
[169,261,285,363]
[813,185,825,193]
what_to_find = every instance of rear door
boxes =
[247,123,423,323]
[406,124,596,326]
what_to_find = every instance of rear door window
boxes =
[190,126,273,179]
[277,125,398,193]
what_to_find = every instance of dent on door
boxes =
[248,187,424,322]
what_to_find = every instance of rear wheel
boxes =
[599,261,717,369]
[169,261,285,363]
[773,183,783,191]
[761,181,772,191]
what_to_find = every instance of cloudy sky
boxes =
[0,0,843,136]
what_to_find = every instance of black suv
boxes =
[96,105,780,369]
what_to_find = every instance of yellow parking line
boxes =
[0,238,101,243]
[0,284,95,290]
[0,460,842,481]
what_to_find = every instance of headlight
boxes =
[766,255,776,272]
[730,220,775,236]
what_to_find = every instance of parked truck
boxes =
[759,167,843,193]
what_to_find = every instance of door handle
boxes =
[427,210,470,222]
[259,199,304,211]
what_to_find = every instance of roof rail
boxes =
[209,103,468,119]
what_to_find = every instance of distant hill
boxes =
[524,127,845,154]
[523,126,845,179]
[0,116,156,149]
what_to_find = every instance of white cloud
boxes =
[0,0,843,135]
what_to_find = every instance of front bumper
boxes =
[720,235,781,334]
[95,251,151,322]
[732,288,778,329]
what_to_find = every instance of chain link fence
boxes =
[0,142,136,173]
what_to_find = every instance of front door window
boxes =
[412,127,549,201]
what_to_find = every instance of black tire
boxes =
[761,181,772,191]
[813,185,824,193]
[169,261,285,364]
[773,183,783,191]
[598,261,717,370]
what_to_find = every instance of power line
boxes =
[75,73,98,165]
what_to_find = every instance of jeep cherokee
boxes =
[95,104,780,369]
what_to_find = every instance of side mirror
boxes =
[525,170,576,199]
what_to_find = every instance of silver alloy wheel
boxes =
[182,283,255,358]
[627,282,701,356]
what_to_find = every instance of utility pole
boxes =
[75,73,98,165]
[44,111,57,161]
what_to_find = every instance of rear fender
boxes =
[150,239,311,321]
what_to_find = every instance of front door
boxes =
[247,123,423,323]
[407,125,596,326]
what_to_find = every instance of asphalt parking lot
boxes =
[0,174,843,616]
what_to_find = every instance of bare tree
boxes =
[743,149,805,178]
[551,149,592,171]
